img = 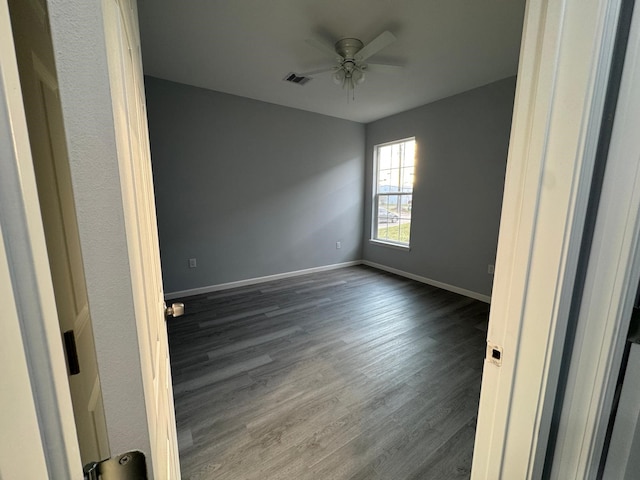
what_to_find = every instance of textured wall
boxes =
[145,77,365,294]
[363,77,516,298]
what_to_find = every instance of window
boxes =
[372,138,416,246]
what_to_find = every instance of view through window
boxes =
[373,138,416,246]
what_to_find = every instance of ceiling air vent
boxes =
[284,72,311,85]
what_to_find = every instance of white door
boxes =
[8,0,110,465]
[101,0,180,476]
[0,0,82,477]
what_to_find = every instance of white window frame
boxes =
[371,137,416,248]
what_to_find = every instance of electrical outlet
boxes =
[188,258,197,268]
[336,241,341,249]
[488,264,495,275]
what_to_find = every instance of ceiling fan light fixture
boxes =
[333,69,345,85]
[353,69,365,85]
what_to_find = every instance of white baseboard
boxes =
[362,260,491,304]
[165,259,491,304]
[164,261,362,300]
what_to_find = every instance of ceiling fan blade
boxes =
[298,66,337,77]
[355,31,397,61]
[364,63,404,73]
[305,38,340,60]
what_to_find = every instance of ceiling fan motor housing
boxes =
[335,38,364,59]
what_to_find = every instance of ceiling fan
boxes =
[298,30,403,97]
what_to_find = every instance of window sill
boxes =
[369,239,411,251]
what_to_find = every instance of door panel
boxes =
[102,0,180,476]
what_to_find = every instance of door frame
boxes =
[472,0,635,477]
[549,2,640,476]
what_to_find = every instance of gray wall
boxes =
[363,77,516,297]
[145,77,365,294]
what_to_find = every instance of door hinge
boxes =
[84,450,147,479]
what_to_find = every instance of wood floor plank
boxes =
[198,306,281,328]
[205,326,304,360]
[173,354,273,395]
[168,265,489,479]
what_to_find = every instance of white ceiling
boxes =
[137,0,526,124]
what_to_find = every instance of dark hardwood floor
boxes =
[167,265,489,480]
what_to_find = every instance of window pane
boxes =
[401,166,414,192]
[378,145,392,170]
[377,167,393,191]
[390,144,401,169]
[376,193,412,244]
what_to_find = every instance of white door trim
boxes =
[0,200,50,479]
[0,0,81,477]
[472,0,623,477]
[550,2,640,476]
